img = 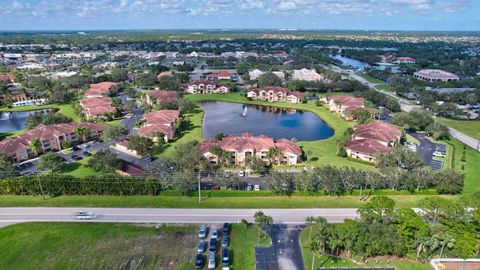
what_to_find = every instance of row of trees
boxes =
[307,196,480,266]
[393,109,449,140]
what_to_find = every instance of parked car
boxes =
[211,228,219,239]
[208,251,216,269]
[71,154,83,161]
[195,254,204,269]
[197,240,206,253]
[222,235,229,247]
[75,211,97,220]
[238,171,245,177]
[209,238,218,253]
[199,225,208,238]
[222,248,230,266]
[222,223,230,235]
[83,151,92,157]
[212,185,221,190]
[254,184,260,191]
[433,151,446,158]
[72,145,81,151]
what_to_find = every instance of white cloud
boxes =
[391,0,434,10]
[240,0,265,9]
[276,1,296,11]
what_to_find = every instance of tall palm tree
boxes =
[305,216,316,241]
[75,126,91,142]
[29,139,41,157]
[267,147,283,165]
[438,233,455,259]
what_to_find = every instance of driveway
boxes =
[408,132,443,170]
[255,224,305,270]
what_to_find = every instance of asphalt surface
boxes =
[256,224,305,270]
[408,132,443,170]
[0,208,358,226]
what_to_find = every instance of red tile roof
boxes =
[353,121,402,144]
[143,110,180,124]
[198,132,301,156]
[344,138,391,156]
[0,74,15,84]
[0,137,29,156]
[206,71,231,78]
[157,71,172,78]
[18,122,104,143]
[80,96,116,116]
[328,96,364,108]
[147,90,177,103]
[84,82,117,97]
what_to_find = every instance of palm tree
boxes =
[29,139,41,157]
[438,233,455,259]
[305,216,316,241]
[254,211,273,244]
[267,147,283,165]
[75,126,91,142]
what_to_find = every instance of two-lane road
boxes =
[0,208,358,227]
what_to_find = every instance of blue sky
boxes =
[0,0,479,31]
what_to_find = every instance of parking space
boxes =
[195,223,231,269]
[407,132,444,170]
[256,225,305,270]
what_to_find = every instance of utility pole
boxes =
[36,175,45,200]
[197,171,201,203]
[477,133,479,152]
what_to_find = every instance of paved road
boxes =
[447,127,479,151]
[0,208,358,226]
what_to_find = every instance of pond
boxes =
[330,55,399,72]
[0,109,54,133]
[199,101,334,141]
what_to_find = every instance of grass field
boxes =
[449,138,480,194]
[183,92,374,171]
[58,156,98,177]
[436,117,480,139]
[0,222,196,270]
[0,222,268,270]
[0,194,452,208]
[300,226,432,270]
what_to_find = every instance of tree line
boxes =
[306,196,480,268]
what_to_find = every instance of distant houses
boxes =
[0,122,104,163]
[80,82,118,120]
[247,86,304,104]
[198,132,302,166]
[185,81,230,94]
[394,57,416,64]
[344,122,402,162]
[206,71,232,81]
[322,95,366,120]
[292,68,324,81]
[138,110,180,142]
[248,69,285,81]
[413,69,459,82]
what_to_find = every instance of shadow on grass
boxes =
[59,162,82,173]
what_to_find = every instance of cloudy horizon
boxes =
[0,0,479,31]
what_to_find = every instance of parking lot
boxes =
[195,223,231,269]
[407,132,445,170]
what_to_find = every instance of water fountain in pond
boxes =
[241,105,247,117]
[0,112,11,120]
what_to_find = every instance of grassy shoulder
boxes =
[0,194,450,208]
[231,224,271,270]
[436,117,480,139]
[183,92,374,171]
[300,226,431,270]
[449,138,480,194]
[0,222,196,270]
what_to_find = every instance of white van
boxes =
[208,252,216,269]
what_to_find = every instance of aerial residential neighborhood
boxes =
[0,1,479,270]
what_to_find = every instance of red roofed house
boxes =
[206,71,232,81]
[0,137,31,163]
[413,69,459,82]
[144,90,177,106]
[186,81,230,94]
[395,57,416,64]
[322,95,365,120]
[0,122,104,163]
[247,86,304,104]
[157,71,172,79]
[80,96,116,120]
[84,82,117,97]
[0,74,15,84]
[138,110,180,142]
[197,132,302,166]
[111,139,142,157]
[344,122,402,162]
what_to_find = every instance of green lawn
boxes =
[436,117,480,139]
[0,104,80,122]
[57,156,98,177]
[0,194,451,208]
[0,222,196,270]
[230,224,271,270]
[183,93,374,171]
[358,73,385,84]
[449,138,480,194]
[300,226,431,270]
